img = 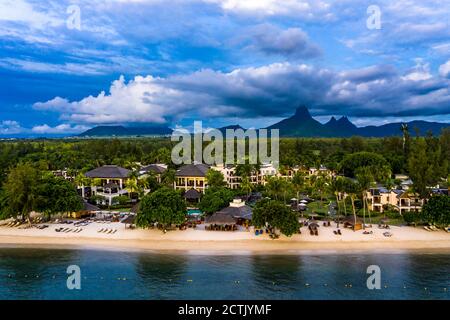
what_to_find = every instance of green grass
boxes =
[305,200,332,216]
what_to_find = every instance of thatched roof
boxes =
[85,165,131,178]
[184,188,201,200]
[217,205,252,220]
[341,215,363,225]
[205,212,236,224]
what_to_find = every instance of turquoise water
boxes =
[0,248,448,300]
[187,209,202,216]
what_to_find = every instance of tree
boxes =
[126,178,139,198]
[136,187,186,230]
[329,176,345,227]
[199,187,234,214]
[35,174,83,217]
[421,195,450,226]
[342,177,359,230]
[338,152,389,177]
[239,176,253,198]
[252,199,299,236]
[265,176,285,201]
[408,138,431,198]
[2,163,40,222]
[355,166,374,227]
[292,171,306,202]
[206,169,226,188]
[112,195,129,206]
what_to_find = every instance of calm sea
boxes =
[0,248,448,300]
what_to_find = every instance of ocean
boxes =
[0,248,448,300]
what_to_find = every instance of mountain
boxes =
[267,106,325,136]
[218,124,245,135]
[79,125,172,137]
[324,116,358,136]
[267,106,449,137]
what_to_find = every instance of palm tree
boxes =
[126,178,139,199]
[265,176,284,201]
[240,176,253,199]
[343,178,358,231]
[355,167,374,229]
[329,176,344,228]
[292,171,306,210]
[74,173,87,198]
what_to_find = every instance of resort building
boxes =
[366,187,399,213]
[211,164,241,189]
[308,165,329,176]
[396,191,425,214]
[138,163,167,182]
[205,198,252,229]
[174,163,210,193]
[366,187,425,214]
[259,163,278,185]
[83,165,131,206]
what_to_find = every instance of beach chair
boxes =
[337,229,342,235]
[98,228,104,233]
[111,229,117,234]
[315,230,318,236]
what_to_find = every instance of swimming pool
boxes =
[187,209,202,216]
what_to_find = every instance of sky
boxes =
[0,0,450,136]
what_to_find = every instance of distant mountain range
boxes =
[78,125,172,137]
[266,106,449,137]
[78,106,449,138]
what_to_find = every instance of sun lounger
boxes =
[424,226,432,231]
[98,228,104,233]
[337,229,342,235]
[111,229,117,234]
[333,230,337,235]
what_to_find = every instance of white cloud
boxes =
[31,123,89,134]
[33,61,450,125]
[0,120,23,134]
[401,59,432,81]
[439,60,450,79]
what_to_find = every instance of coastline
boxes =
[1,222,449,255]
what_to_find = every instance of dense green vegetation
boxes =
[136,187,186,229]
[0,126,448,232]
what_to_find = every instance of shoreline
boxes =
[1,235,450,255]
[1,220,449,255]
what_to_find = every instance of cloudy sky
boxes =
[1,0,450,136]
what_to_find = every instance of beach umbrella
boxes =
[309,222,320,229]
[300,199,308,203]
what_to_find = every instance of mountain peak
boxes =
[293,105,312,119]
[326,116,337,125]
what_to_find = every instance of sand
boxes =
[0,219,449,255]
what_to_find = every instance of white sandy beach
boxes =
[0,219,449,254]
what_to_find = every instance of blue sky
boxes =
[0,0,449,136]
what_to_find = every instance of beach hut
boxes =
[205,212,237,231]
[183,188,202,203]
[342,216,363,231]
